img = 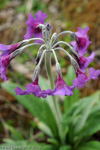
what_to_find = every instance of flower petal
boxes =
[89,68,100,80]
[53,75,74,96]
[24,27,34,39]
[73,74,87,89]
[35,10,48,24]
[15,87,27,95]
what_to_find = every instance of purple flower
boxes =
[71,27,91,56]
[0,54,11,81]
[0,43,21,56]
[53,74,74,96]
[73,74,86,89]
[15,77,53,98]
[73,67,100,89]
[72,67,88,89]
[89,68,100,80]
[24,11,48,43]
[76,52,95,72]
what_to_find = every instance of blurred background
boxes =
[0,0,100,144]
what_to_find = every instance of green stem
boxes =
[45,51,64,144]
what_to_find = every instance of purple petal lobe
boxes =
[0,55,11,81]
[53,75,74,96]
[73,74,87,89]
[89,68,100,80]
[84,52,95,69]
[77,52,95,73]
[26,13,36,26]
[35,10,48,24]
[14,77,52,98]
[24,27,34,39]
[15,87,27,95]
[0,44,8,51]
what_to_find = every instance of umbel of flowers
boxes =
[0,11,100,98]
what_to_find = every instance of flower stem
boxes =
[45,51,64,144]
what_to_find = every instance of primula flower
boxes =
[76,52,95,72]
[73,68,100,89]
[53,74,74,96]
[0,43,21,56]
[24,11,48,43]
[15,77,53,98]
[71,26,91,56]
[0,54,11,81]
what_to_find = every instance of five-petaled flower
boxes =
[71,27,91,56]
[24,10,48,43]
[53,74,74,96]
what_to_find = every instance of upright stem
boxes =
[45,51,64,144]
[45,51,55,89]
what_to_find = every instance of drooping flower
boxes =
[0,54,11,81]
[53,74,74,96]
[71,26,91,56]
[24,11,48,43]
[73,67,100,89]
[0,42,25,56]
[15,77,53,98]
[72,67,88,89]
[76,52,95,72]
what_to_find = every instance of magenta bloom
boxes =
[0,43,21,56]
[0,54,11,81]
[76,52,95,72]
[15,77,53,98]
[71,27,91,56]
[73,67,100,89]
[24,11,48,43]
[53,74,74,96]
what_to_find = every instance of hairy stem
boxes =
[45,51,64,144]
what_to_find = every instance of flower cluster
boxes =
[0,11,100,98]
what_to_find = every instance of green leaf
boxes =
[77,141,100,150]
[4,124,24,140]
[76,110,100,138]
[38,122,53,137]
[65,65,76,86]
[74,91,100,134]
[62,91,100,146]
[1,82,58,138]
[47,138,59,146]
[59,145,72,150]
[74,99,95,133]
[64,89,79,114]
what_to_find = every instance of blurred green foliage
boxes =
[16,4,26,13]
[0,0,10,10]
[32,0,46,12]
